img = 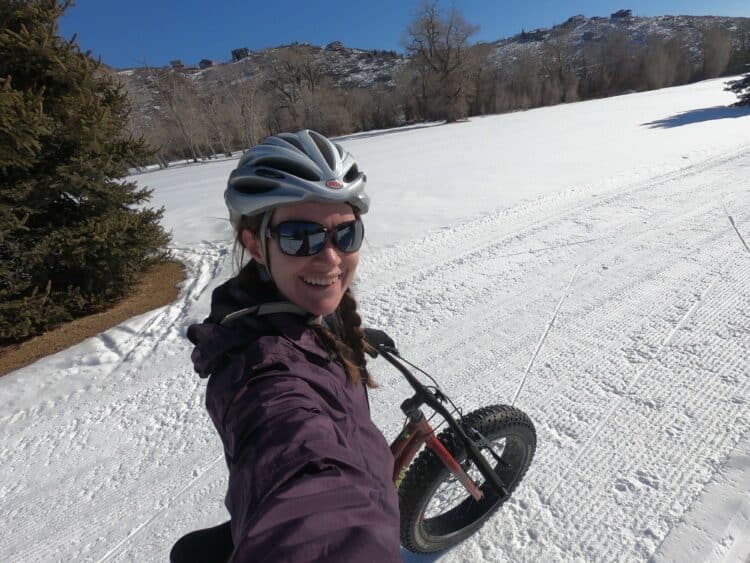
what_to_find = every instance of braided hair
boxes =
[235,213,376,388]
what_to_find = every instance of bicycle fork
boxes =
[392,413,484,501]
[383,348,510,502]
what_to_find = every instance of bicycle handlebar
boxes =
[376,347,510,499]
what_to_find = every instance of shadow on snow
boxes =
[642,105,750,128]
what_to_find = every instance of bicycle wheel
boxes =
[398,404,536,553]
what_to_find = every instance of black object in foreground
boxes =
[170,520,233,563]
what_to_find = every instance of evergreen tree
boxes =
[725,71,750,106]
[0,0,170,343]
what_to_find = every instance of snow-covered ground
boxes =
[1,77,749,562]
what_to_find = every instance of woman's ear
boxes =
[241,229,265,265]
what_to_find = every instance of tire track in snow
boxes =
[359,146,750,292]
[367,151,749,561]
[372,198,741,457]
[478,245,748,559]
[358,148,750,348]
[12,148,746,563]
[94,454,226,563]
[0,241,230,563]
[95,150,750,561]
[540,263,750,561]
[0,241,226,427]
[545,253,736,505]
[363,154,744,384]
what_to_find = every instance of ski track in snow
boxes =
[2,103,750,560]
[0,241,232,562]
[384,150,750,562]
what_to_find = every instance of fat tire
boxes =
[398,404,536,553]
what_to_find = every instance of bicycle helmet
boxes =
[225,129,369,229]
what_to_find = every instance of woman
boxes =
[179,130,401,562]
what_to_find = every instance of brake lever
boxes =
[366,344,400,359]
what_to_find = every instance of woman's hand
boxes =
[363,328,398,357]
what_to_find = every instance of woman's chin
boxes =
[292,280,346,317]
[307,299,341,318]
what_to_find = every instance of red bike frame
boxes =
[390,412,484,501]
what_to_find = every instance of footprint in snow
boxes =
[635,469,660,489]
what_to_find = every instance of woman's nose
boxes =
[315,241,342,265]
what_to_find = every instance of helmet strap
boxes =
[259,209,274,276]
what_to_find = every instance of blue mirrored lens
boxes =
[335,221,364,252]
[273,220,364,256]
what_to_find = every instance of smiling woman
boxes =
[241,202,363,317]
[177,130,401,562]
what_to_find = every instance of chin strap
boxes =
[259,210,273,273]
[220,301,314,326]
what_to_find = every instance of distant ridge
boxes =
[118,13,750,88]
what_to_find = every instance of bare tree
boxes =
[344,85,402,132]
[497,50,542,111]
[540,35,580,103]
[465,42,496,115]
[392,66,421,123]
[641,34,689,90]
[199,83,235,156]
[265,44,325,129]
[403,1,479,121]
[582,31,637,95]
[702,26,732,78]
[218,62,262,149]
[148,67,208,161]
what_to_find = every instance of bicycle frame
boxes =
[379,348,510,501]
[390,407,484,500]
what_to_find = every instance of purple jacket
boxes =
[187,276,401,562]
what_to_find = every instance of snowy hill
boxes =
[1,77,749,561]
[117,13,750,120]
[499,13,750,57]
[117,13,750,90]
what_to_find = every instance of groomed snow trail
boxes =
[0,241,233,562]
[1,80,749,562]
[365,146,750,562]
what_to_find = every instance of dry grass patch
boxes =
[0,260,185,377]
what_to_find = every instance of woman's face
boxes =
[243,201,360,317]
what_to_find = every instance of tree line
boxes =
[3,0,748,345]
[125,3,750,166]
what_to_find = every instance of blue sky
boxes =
[59,0,749,69]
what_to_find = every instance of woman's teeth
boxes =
[302,274,341,286]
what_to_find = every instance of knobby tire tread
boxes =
[398,404,536,553]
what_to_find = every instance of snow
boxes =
[1,77,749,562]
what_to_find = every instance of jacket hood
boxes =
[187,268,323,378]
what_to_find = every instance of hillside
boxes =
[116,11,750,166]
[118,12,750,95]
[497,12,750,60]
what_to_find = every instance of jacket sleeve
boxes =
[219,365,400,562]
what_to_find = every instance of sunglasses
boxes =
[267,219,365,257]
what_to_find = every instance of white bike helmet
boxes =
[226,130,369,232]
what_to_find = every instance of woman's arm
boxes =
[220,371,400,562]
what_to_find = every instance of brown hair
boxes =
[235,213,376,388]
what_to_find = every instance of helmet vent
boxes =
[309,130,336,169]
[233,178,278,194]
[255,168,285,180]
[276,133,306,154]
[343,164,360,183]
[257,157,320,181]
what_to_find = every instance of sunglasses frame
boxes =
[266,218,365,257]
